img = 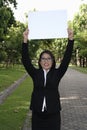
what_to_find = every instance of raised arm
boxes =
[58,28,74,78]
[21,29,36,78]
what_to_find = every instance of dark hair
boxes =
[38,50,56,69]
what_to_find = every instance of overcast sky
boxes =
[12,0,87,23]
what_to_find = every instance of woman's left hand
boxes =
[67,28,74,40]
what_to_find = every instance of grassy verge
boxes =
[70,65,87,74]
[0,76,33,130]
[0,65,26,92]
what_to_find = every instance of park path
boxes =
[22,68,87,130]
[60,68,87,130]
[0,69,87,130]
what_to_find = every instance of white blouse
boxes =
[42,69,49,112]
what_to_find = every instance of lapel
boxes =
[39,69,44,87]
[39,68,53,87]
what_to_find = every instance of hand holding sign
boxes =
[28,10,68,40]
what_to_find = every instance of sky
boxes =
[12,0,87,23]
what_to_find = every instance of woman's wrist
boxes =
[68,37,74,41]
[23,39,28,43]
[23,29,29,43]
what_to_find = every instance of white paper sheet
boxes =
[28,10,68,40]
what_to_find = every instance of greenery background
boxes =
[0,0,87,129]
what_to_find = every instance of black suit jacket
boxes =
[22,39,74,113]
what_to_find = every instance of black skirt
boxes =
[32,111,61,130]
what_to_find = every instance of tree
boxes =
[73,4,87,67]
[1,21,25,67]
[0,0,17,42]
[0,0,17,7]
[28,38,68,67]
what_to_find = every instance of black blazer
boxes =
[22,39,74,114]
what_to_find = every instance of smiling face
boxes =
[40,53,53,71]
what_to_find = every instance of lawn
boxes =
[0,76,33,130]
[0,64,86,130]
[70,65,87,74]
[0,65,26,92]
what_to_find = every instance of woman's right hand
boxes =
[23,29,29,43]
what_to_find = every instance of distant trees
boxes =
[0,0,17,42]
[73,4,87,67]
[0,0,26,67]
[29,3,87,68]
[0,2,87,68]
[0,21,25,67]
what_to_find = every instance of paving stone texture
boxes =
[60,68,87,130]
[0,69,87,130]
[22,68,87,130]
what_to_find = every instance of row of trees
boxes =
[73,4,87,67]
[0,0,87,67]
[0,0,26,67]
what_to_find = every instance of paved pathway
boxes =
[0,69,87,130]
[60,68,87,130]
[22,68,87,130]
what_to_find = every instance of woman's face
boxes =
[40,53,53,71]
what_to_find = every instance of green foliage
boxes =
[0,22,25,66]
[0,0,17,41]
[72,3,87,66]
[0,0,17,8]
[0,2,87,67]
[0,6,14,41]
[29,38,67,65]
[0,51,7,62]
[73,4,87,32]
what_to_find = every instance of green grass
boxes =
[1,64,86,130]
[0,76,33,130]
[0,65,26,92]
[70,65,87,74]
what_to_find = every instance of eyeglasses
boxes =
[41,57,52,62]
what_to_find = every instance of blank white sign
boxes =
[28,10,68,40]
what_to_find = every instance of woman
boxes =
[22,28,74,130]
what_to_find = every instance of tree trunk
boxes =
[76,49,80,66]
